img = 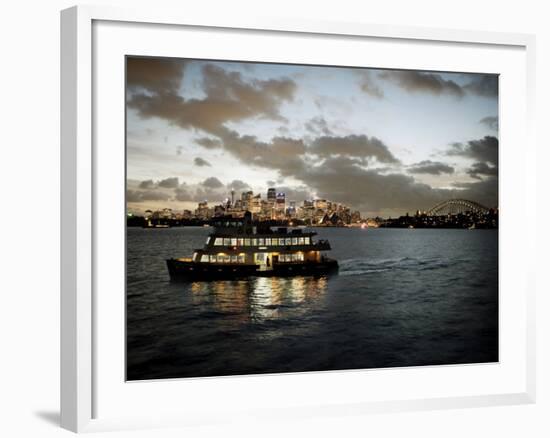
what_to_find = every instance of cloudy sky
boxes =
[126,56,498,217]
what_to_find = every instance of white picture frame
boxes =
[60,4,536,433]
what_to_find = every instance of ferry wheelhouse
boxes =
[166,212,338,280]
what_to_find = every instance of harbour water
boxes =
[127,227,498,380]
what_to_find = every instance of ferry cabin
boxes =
[188,230,330,271]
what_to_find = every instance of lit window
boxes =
[279,238,285,245]
[292,237,298,245]
[252,238,258,246]
[244,238,251,246]
[238,255,245,263]
[304,237,310,245]
[258,238,265,246]
[298,237,304,245]
[200,255,209,263]
[265,238,271,246]
[210,255,216,263]
[297,253,304,261]
[206,237,211,245]
[231,255,237,263]
[237,238,244,246]
[192,253,198,261]
[285,238,292,245]
[231,238,237,246]
[214,238,223,246]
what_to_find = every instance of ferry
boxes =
[166,212,339,280]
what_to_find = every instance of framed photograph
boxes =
[61,5,536,433]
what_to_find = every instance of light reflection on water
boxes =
[188,276,328,324]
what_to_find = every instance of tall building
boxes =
[267,188,276,204]
[251,194,262,214]
[276,192,286,213]
[195,201,212,220]
[287,200,297,218]
[241,191,253,211]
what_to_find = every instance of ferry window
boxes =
[231,255,237,263]
[292,237,298,245]
[285,238,292,245]
[201,255,209,263]
[244,238,251,246]
[279,238,285,246]
[210,255,216,263]
[265,238,271,246]
[298,237,304,245]
[238,254,245,263]
[230,238,237,246]
[223,238,231,246]
[237,238,244,246]
[304,237,310,245]
[214,238,223,246]
[192,253,198,261]
[252,238,258,246]
[258,238,265,246]
[297,253,304,261]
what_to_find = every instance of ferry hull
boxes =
[166,258,338,281]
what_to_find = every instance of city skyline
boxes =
[126,56,498,217]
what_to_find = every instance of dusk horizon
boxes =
[126,56,498,217]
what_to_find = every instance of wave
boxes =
[338,256,456,277]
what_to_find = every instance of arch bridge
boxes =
[426,199,490,216]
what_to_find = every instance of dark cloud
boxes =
[174,185,192,202]
[193,187,226,203]
[479,116,498,131]
[305,116,333,135]
[128,63,296,135]
[207,129,307,177]
[158,177,180,188]
[464,75,498,98]
[290,156,448,213]
[466,162,498,180]
[447,135,498,166]
[408,160,454,175]
[194,157,211,167]
[450,177,498,207]
[379,71,498,99]
[379,71,464,97]
[202,177,224,189]
[227,180,250,191]
[196,137,223,149]
[309,135,399,164]
[126,189,171,202]
[358,71,384,98]
[290,156,497,213]
[138,179,155,189]
[126,57,185,95]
